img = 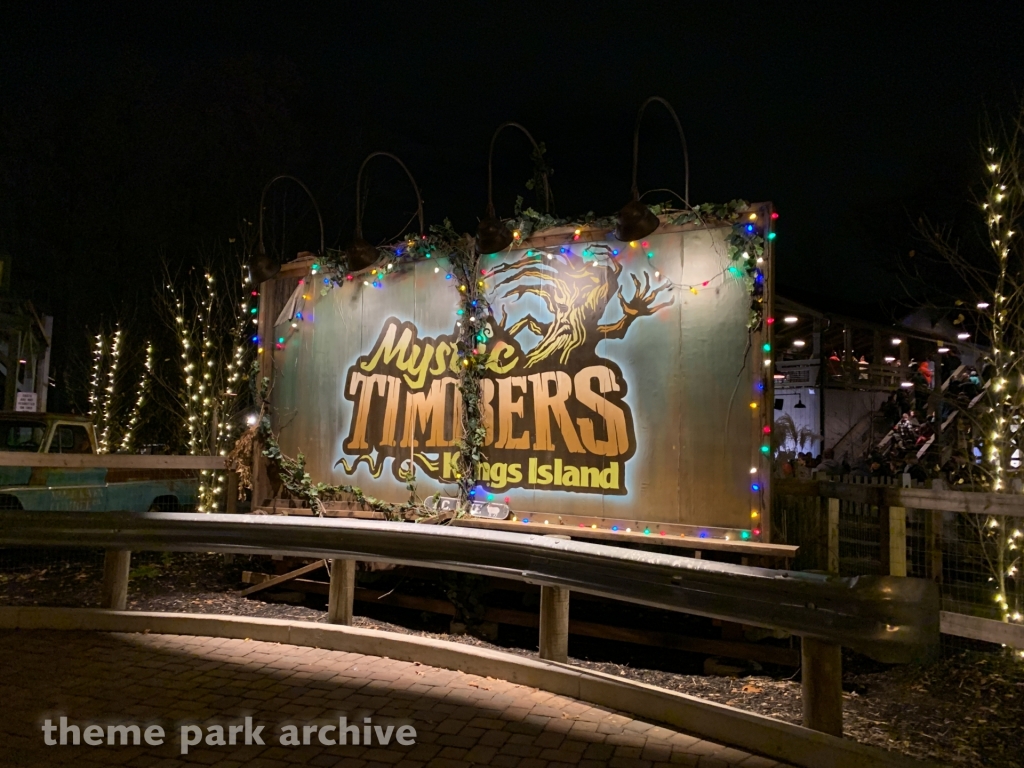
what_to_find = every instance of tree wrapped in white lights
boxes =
[920,111,1024,634]
[86,326,124,454]
[162,260,253,512]
[118,342,153,454]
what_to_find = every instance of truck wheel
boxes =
[0,495,23,510]
[148,496,181,512]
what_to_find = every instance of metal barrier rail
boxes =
[0,510,937,664]
[0,510,941,737]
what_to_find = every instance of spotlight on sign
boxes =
[249,244,281,284]
[252,175,325,284]
[476,122,551,255]
[348,152,424,271]
[615,96,689,242]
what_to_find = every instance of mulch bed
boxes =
[2,550,1022,767]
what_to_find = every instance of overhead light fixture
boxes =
[884,356,896,363]
[977,302,990,309]
[938,347,950,353]
[891,338,902,345]
[783,316,798,323]
[252,175,325,284]
[615,96,689,242]
[476,123,552,255]
[958,332,971,340]
[794,395,807,409]
[900,381,914,388]
[773,373,786,380]
[792,340,806,347]
[348,152,424,271]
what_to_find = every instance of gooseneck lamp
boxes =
[347,152,425,272]
[252,175,325,284]
[615,96,690,242]
[475,122,552,255]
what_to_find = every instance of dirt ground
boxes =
[2,550,1022,768]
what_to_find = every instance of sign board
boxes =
[15,392,37,412]
[469,501,511,520]
[425,496,511,519]
[272,223,768,530]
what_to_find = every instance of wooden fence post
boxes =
[327,559,356,625]
[101,549,131,610]
[925,509,943,582]
[226,472,238,514]
[887,506,907,577]
[802,637,843,736]
[826,498,840,575]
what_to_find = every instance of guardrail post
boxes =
[826,498,840,575]
[539,584,570,663]
[801,637,843,736]
[539,534,570,663]
[101,549,131,610]
[327,558,356,625]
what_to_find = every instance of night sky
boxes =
[3,2,1024,406]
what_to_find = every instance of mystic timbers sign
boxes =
[270,212,773,531]
[342,247,658,495]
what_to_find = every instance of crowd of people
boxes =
[775,359,986,486]
[776,446,972,484]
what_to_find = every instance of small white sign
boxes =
[469,501,510,520]
[15,392,37,412]
[424,496,511,520]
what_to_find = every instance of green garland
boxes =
[258,200,770,518]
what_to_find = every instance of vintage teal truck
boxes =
[0,413,198,511]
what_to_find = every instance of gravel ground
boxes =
[2,551,1022,767]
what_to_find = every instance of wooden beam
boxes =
[453,518,798,558]
[0,453,226,470]
[238,559,326,597]
[776,478,1024,518]
[940,611,1024,648]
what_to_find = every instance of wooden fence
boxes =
[774,476,1024,649]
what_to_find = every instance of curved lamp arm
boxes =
[354,152,425,242]
[631,97,689,206]
[487,122,553,218]
[257,174,325,257]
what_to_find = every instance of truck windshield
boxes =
[1,420,47,452]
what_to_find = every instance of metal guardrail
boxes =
[0,510,939,664]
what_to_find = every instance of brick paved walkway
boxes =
[0,630,789,768]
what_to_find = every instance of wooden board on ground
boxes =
[238,560,327,597]
[452,517,797,559]
[940,611,1024,648]
[239,571,799,666]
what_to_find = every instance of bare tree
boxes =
[915,107,1024,628]
[157,236,256,511]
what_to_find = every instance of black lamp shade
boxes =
[249,248,281,284]
[346,238,380,272]
[475,216,514,255]
[615,199,659,242]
